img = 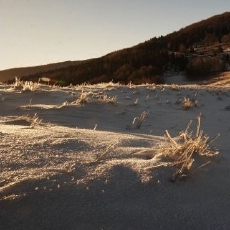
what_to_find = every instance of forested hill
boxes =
[7,12,230,85]
[0,60,89,82]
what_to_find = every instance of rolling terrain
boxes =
[1,79,230,229]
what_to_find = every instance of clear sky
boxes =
[1,0,230,70]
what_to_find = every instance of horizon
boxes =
[1,0,230,70]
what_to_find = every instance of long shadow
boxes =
[1,164,230,230]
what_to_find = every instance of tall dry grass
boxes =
[140,114,220,181]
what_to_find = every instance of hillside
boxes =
[2,12,230,85]
[0,60,90,82]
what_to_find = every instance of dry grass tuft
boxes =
[70,87,117,105]
[2,114,47,128]
[22,81,38,92]
[133,111,149,129]
[12,77,39,92]
[75,88,88,104]
[98,94,117,104]
[182,97,193,110]
[152,113,220,181]
[126,111,149,129]
[29,113,44,128]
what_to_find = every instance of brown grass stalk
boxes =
[154,113,220,181]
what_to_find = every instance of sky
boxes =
[1,0,230,70]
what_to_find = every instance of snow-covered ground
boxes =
[1,79,230,230]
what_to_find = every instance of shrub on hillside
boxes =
[187,56,224,76]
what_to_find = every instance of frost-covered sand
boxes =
[1,78,230,230]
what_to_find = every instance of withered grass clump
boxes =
[2,114,46,128]
[155,114,220,181]
[182,97,199,110]
[74,88,88,104]
[126,111,149,130]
